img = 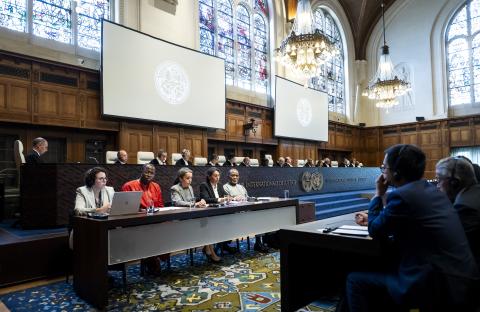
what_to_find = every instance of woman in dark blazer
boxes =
[199,167,228,204]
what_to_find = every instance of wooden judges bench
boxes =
[74,199,300,308]
[20,164,379,229]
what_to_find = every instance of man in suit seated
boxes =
[222,154,236,167]
[223,168,269,253]
[322,158,331,167]
[275,157,285,167]
[206,154,219,167]
[115,149,128,164]
[239,157,251,167]
[284,156,293,167]
[150,149,168,165]
[304,158,314,167]
[26,137,48,164]
[346,144,479,312]
[436,156,480,267]
[175,149,191,166]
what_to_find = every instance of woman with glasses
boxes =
[74,167,114,216]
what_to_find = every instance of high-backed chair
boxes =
[233,157,244,166]
[218,155,226,166]
[171,153,182,165]
[13,140,25,187]
[331,161,339,167]
[106,151,118,164]
[137,151,154,164]
[249,158,259,167]
[296,159,306,167]
[264,154,274,167]
[193,157,207,166]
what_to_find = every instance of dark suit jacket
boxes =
[455,183,480,266]
[368,180,478,305]
[26,150,43,164]
[199,182,227,204]
[222,160,235,167]
[114,160,124,165]
[175,158,190,166]
[150,158,167,165]
[239,162,247,167]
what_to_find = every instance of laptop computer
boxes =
[109,191,142,216]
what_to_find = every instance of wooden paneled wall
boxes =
[0,51,479,177]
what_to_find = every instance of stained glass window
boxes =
[0,0,27,32]
[0,0,111,53]
[446,0,480,106]
[76,0,111,51]
[312,7,345,115]
[198,0,269,93]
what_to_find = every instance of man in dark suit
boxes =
[205,154,219,167]
[26,137,48,164]
[347,144,479,312]
[114,149,128,164]
[284,157,293,167]
[150,149,168,165]
[275,157,285,167]
[175,149,191,166]
[222,154,236,167]
[436,156,480,266]
[239,157,250,167]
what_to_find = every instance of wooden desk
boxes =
[278,216,382,312]
[73,199,300,309]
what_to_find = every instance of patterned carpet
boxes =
[0,244,337,311]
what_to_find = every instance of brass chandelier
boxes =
[275,0,337,81]
[363,2,410,109]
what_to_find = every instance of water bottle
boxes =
[147,200,154,215]
[284,190,289,199]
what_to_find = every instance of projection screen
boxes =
[274,76,329,142]
[102,21,226,129]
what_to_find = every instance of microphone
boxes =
[88,156,99,164]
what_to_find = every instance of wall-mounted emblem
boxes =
[301,171,324,192]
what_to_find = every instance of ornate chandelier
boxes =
[275,0,337,81]
[363,2,410,109]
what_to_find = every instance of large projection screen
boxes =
[274,76,328,141]
[102,21,226,129]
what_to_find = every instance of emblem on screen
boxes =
[296,98,312,127]
[154,61,190,105]
[301,171,324,192]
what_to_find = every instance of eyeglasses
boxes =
[96,177,108,181]
[379,165,391,173]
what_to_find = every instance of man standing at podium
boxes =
[26,137,48,164]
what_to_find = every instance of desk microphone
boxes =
[88,156,99,164]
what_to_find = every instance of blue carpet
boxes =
[0,241,337,311]
[0,219,67,238]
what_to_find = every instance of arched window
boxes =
[446,0,480,107]
[311,7,345,115]
[0,0,111,53]
[199,0,269,93]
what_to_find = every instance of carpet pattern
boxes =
[1,245,337,311]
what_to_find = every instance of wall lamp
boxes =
[243,118,258,136]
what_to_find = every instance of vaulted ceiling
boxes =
[337,0,397,59]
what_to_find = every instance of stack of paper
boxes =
[331,225,369,237]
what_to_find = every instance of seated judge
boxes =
[175,149,191,166]
[206,154,219,167]
[171,167,206,207]
[150,149,168,165]
[347,144,479,312]
[121,164,164,209]
[223,168,268,252]
[115,149,128,164]
[239,157,251,167]
[275,157,285,167]
[284,156,293,167]
[436,156,480,266]
[222,154,236,167]
[26,137,48,164]
[74,167,114,216]
[304,158,315,167]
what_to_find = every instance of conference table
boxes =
[73,198,305,309]
[278,214,384,312]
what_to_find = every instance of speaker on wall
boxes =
[416,116,425,122]
[358,123,366,127]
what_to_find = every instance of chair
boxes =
[106,151,118,164]
[13,140,25,187]
[264,154,274,167]
[233,157,244,166]
[331,161,339,167]
[193,157,207,166]
[137,151,154,164]
[171,153,182,165]
[218,155,226,166]
[296,159,306,167]
[249,158,259,167]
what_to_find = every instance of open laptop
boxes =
[109,191,142,216]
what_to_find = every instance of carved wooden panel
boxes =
[400,133,417,145]
[37,89,58,114]
[60,92,78,117]
[450,127,473,146]
[10,84,29,112]
[381,135,399,150]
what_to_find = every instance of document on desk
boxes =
[160,207,184,211]
[331,225,369,237]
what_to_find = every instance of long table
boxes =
[278,215,383,312]
[73,199,302,309]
